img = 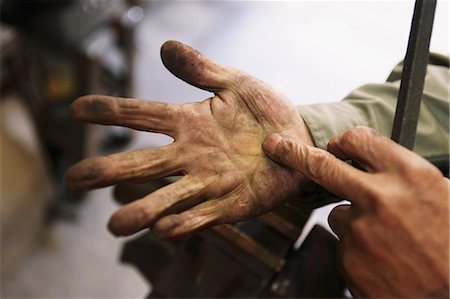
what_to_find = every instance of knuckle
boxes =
[370,191,392,213]
[338,131,357,150]
[340,126,375,147]
[399,157,420,175]
[423,163,441,178]
[387,153,444,199]
[359,175,390,208]
[279,138,295,155]
[403,158,442,182]
[342,127,360,141]
[277,138,299,165]
[369,187,389,206]
[304,149,333,180]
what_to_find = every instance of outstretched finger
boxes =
[161,40,237,93]
[107,175,216,236]
[65,144,181,191]
[71,95,180,136]
[263,134,375,206]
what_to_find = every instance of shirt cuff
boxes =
[297,102,371,150]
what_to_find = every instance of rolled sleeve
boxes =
[298,54,449,160]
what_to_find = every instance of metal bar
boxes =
[391,0,437,149]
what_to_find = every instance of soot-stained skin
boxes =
[65,40,314,239]
[84,99,113,119]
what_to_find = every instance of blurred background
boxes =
[1,0,448,298]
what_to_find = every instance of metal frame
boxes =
[391,0,437,149]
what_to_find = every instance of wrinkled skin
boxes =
[263,126,449,298]
[65,40,313,238]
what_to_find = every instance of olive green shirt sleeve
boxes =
[298,53,449,161]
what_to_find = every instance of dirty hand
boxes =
[263,126,449,298]
[65,40,313,239]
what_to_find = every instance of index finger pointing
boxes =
[71,95,180,136]
[263,134,375,205]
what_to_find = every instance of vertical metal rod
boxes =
[391,0,437,149]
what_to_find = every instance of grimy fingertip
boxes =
[70,95,117,122]
[160,40,232,92]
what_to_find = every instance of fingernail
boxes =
[263,133,283,156]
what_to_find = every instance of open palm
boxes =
[66,41,313,238]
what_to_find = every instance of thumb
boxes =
[160,40,236,92]
[263,134,314,172]
[263,133,371,204]
[263,134,308,170]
